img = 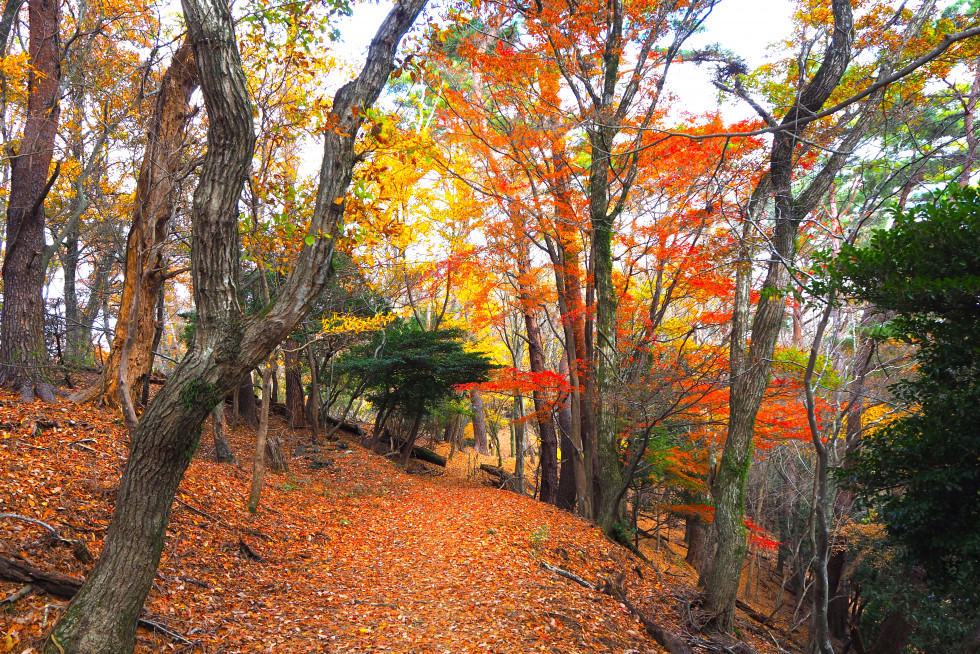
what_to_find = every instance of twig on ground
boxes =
[174,496,234,530]
[14,440,48,451]
[138,618,193,645]
[540,561,693,654]
[540,561,593,589]
[65,438,96,452]
[1,583,33,604]
[0,513,72,545]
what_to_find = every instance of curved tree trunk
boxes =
[43,0,426,649]
[73,41,198,408]
[707,0,854,632]
[0,0,61,401]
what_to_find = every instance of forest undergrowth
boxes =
[1,390,798,653]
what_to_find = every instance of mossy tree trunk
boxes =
[707,0,854,631]
[43,0,427,649]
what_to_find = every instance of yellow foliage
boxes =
[320,312,396,335]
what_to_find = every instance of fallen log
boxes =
[736,599,774,627]
[480,464,517,490]
[0,554,192,644]
[323,415,365,439]
[0,554,81,599]
[411,444,446,467]
[380,429,446,467]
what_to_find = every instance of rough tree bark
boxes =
[236,370,258,428]
[0,0,61,401]
[470,389,489,455]
[284,337,305,426]
[74,40,199,407]
[516,236,558,503]
[556,353,578,512]
[211,400,234,464]
[684,516,712,581]
[43,0,427,649]
[247,361,275,513]
[706,0,854,632]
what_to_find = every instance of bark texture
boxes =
[74,41,199,407]
[284,338,305,426]
[211,401,234,464]
[517,241,558,503]
[236,371,259,428]
[706,0,854,631]
[0,0,61,400]
[43,0,427,650]
[470,389,489,455]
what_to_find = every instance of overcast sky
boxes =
[329,0,795,121]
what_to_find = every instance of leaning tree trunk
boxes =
[43,0,427,650]
[74,40,198,408]
[707,0,854,632]
[0,0,61,401]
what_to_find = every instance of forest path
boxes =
[1,398,679,653]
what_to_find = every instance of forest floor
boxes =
[1,390,805,653]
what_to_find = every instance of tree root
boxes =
[540,561,693,654]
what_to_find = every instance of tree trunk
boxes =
[590,141,623,533]
[866,611,914,654]
[142,286,167,406]
[73,40,198,408]
[556,356,578,512]
[306,344,320,440]
[804,303,836,654]
[707,0,854,632]
[512,393,525,494]
[0,0,61,400]
[284,338,305,426]
[399,413,424,467]
[471,389,489,455]
[43,0,425,647]
[61,229,91,366]
[685,517,712,580]
[211,400,234,464]
[546,235,590,518]
[247,361,275,513]
[236,370,258,428]
[519,266,559,504]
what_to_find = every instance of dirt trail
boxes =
[1,397,678,652]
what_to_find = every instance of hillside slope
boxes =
[1,392,791,653]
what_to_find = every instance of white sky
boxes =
[329,0,795,121]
